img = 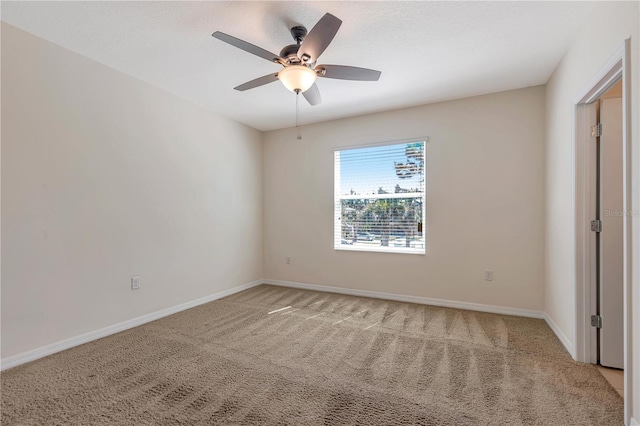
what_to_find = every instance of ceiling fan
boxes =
[212,13,381,106]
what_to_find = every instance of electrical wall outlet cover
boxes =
[484,270,493,281]
[131,276,141,290]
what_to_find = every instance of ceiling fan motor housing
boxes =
[279,25,309,64]
[279,44,301,62]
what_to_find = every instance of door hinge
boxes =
[591,314,603,329]
[591,123,603,137]
[591,219,602,232]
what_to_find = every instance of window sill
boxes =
[334,245,425,255]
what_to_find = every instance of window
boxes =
[334,140,426,254]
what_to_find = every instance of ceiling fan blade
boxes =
[212,31,282,63]
[316,65,381,81]
[234,73,279,91]
[297,13,342,63]
[302,83,322,106]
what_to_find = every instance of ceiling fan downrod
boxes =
[291,26,307,45]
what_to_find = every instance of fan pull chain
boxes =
[296,90,302,140]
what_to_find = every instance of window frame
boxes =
[333,138,427,255]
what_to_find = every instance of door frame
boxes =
[572,39,631,421]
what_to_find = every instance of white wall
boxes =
[263,86,546,312]
[1,23,263,359]
[544,1,639,422]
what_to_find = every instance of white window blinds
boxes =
[334,141,426,254]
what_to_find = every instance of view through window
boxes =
[334,140,426,254]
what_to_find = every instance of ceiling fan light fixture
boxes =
[278,65,317,93]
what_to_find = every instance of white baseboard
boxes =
[0,279,262,371]
[543,312,573,356]
[0,279,576,373]
[263,279,544,319]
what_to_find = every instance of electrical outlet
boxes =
[131,276,141,290]
[286,257,291,265]
[484,270,493,281]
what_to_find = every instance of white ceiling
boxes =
[1,1,595,131]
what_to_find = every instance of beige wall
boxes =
[1,24,264,359]
[263,86,546,312]
[544,1,639,422]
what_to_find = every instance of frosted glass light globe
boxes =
[278,65,317,93]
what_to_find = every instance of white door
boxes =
[598,96,624,369]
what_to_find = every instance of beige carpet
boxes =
[1,285,623,425]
